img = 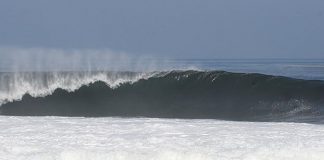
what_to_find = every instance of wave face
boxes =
[1,71,324,122]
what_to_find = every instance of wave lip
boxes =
[1,70,324,122]
[0,71,154,105]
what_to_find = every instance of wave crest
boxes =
[0,71,153,105]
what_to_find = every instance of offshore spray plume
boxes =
[0,47,171,105]
[0,47,171,72]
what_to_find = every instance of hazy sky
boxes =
[0,0,324,58]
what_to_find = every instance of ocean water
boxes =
[0,59,324,159]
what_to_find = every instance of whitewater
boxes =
[1,116,324,160]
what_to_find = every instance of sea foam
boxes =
[0,116,323,160]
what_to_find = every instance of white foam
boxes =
[0,72,154,105]
[0,116,323,160]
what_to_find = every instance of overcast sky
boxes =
[0,0,324,58]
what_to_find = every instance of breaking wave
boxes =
[1,70,324,122]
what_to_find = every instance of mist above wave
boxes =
[0,47,184,72]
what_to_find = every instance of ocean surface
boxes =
[0,59,324,159]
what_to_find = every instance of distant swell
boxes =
[1,71,324,123]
